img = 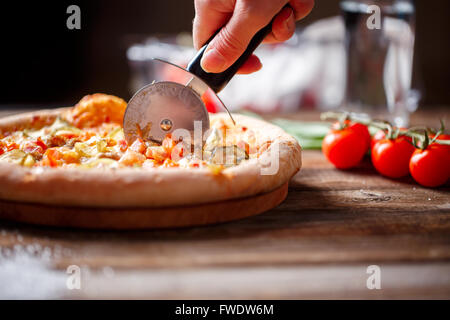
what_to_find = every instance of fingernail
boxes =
[284,9,295,32]
[201,48,226,73]
[280,7,293,20]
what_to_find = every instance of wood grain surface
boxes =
[0,183,288,230]
[0,108,449,299]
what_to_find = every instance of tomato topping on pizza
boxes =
[0,94,254,170]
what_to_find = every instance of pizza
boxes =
[0,94,301,207]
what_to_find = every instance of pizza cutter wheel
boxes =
[124,4,292,144]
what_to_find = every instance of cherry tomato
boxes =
[371,136,415,178]
[349,122,371,151]
[371,130,386,150]
[409,144,450,187]
[430,133,450,140]
[322,122,370,169]
[430,133,450,156]
[336,120,371,151]
[371,128,408,150]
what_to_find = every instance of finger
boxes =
[289,0,315,20]
[192,0,234,50]
[201,2,279,73]
[237,54,262,74]
[263,6,295,44]
[263,0,314,44]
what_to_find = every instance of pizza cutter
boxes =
[124,5,292,144]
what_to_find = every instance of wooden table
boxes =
[0,108,449,299]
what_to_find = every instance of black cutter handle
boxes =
[187,4,292,93]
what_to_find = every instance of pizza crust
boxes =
[0,109,301,207]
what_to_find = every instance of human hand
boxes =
[193,0,314,74]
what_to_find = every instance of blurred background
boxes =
[0,0,449,118]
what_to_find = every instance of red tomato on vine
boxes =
[322,121,370,169]
[371,136,416,178]
[430,133,450,156]
[409,144,450,187]
[371,130,386,150]
[409,129,450,187]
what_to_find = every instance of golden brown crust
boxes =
[64,94,127,128]
[0,109,301,207]
[0,108,70,134]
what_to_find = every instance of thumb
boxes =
[200,10,271,73]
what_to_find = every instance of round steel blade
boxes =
[123,81,210,144]
[153,58,235,125]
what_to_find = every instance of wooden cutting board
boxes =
[0,182,288,230]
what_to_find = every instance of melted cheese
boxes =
[0,94,251,170]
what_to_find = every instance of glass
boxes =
[340,0,418,127]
